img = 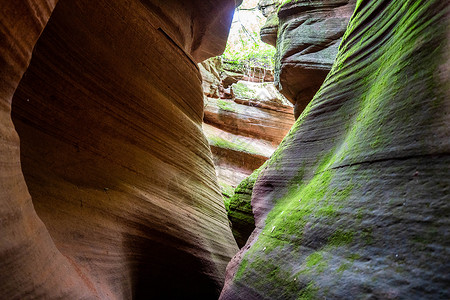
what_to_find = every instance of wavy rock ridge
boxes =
[1,0,239,298]
[221,0,450,299]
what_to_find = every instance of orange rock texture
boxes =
[1,0,239,298]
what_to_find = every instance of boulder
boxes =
[221,0,450,299]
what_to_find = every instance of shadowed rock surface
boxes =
[258,0,280,47]
[221,0,450,299]
[259,0,356,118]
[226,167,263,248]
[1,0,240,298]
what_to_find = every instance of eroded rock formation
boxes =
[1,0,240,298]
[258,0,280,47]
[201,59,295,188]
[221,0,450,299]
[260,0,356,118]
[200,59,295,247]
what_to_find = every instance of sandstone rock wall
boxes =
[1,0,239,298]
[221,0,450,298]
[201,59,295,189]
[260,0,356,118]
[200,58,295,247]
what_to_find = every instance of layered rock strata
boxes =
[203,90,293,248]
[203,82,294,186]
[221,0,450,299]
[260,0,356,118]
[200,62,295,246]
[1,0,240,298]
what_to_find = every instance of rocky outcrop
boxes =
[203,83,294,246]
[260,0,356,118]
[226,167,263,248]
[221,0,450,299]
[200,59,295,247]
[258,0,279,47]
[200,57,223,98]
[203,84,294,185]
[1,0,239,298]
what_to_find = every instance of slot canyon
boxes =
[0,0,448,299]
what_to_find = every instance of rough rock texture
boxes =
[200,64,295,247]
[204,93,294,148]
[203,92,294,189]
[232,81,292,108]
[222,62,275,87]
[203,90,294,247]
[200,57,223,98]
[261,0,356,118]
[258,0,280,46]
[221,0,450,299]
[2,0,240,299]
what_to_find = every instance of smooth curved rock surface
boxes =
[221,0,450,299]
[2,0,239,299]
[0,1,96,298]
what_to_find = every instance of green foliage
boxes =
[217,99,236,112]
[222,5,276,69]
[223,34,276,69]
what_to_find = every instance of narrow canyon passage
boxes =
[1,0,449,299]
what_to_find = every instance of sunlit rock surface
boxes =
[203,89,294,248]
[200,62,295,247]
[200,57,223,98]
[221,0,450,299]
[203,89,294,187]
[1,0,240,298]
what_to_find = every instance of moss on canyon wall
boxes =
[220,0,450,299]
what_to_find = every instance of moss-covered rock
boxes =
[220,0,450,299]
[227,168,263,247]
